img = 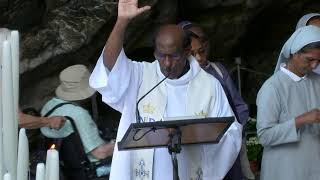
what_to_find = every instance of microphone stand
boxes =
[135,74,179,179]
[135,75,169,123]
[168,127,182,180]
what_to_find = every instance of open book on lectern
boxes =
[117,116,234,151]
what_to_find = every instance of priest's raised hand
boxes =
[118,0,151,21]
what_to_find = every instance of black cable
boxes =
[136,75,169,123]
[132,127,166,141]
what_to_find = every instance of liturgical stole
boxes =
[131,61,217,180]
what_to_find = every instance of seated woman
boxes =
[40,64,114,179]
[257,25,320,180]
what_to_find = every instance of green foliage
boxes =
[246,135,263,161]
[245,118,263,161]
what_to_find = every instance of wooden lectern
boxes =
[118,116,234,180]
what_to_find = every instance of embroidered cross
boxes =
[196,167,203,180]
[143,103,155,114]
[195,110,207,117]
[135,159,150,179]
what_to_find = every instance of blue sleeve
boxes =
[216,62,249,125]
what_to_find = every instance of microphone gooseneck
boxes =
[135,74,169,123]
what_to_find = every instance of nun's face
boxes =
[290,48,320,76]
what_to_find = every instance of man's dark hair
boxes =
[178,21,209,43]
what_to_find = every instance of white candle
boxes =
[45,145,59,180]
[0,28,10,45]
[16,128,29,180]
[2,40,17,180]
[10,31,19,142]
[36,163,45,180]
[3,173,10,180]
[0,28,10,180]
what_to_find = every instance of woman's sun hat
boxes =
[56,64,96,101]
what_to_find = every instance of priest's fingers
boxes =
[136,5,151,15]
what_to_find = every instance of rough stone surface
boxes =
[0,0,318,110]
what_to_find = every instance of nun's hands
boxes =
[295,109,320,128]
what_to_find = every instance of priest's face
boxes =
[154,26,190,79]
[290,48,320,76]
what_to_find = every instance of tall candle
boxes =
[3,173,10,180]
[0,28,10,45]
[36,163,45,180]
[0,28,10,180]
[2,40,17,180]
[10,31,19,144]
[16,128,29,180]
[45,145,59,180]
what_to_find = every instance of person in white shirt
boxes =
[89,0,242,179]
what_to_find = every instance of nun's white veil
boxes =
[295,13,320,74]
[274,25,320,73]
[296,13,320,30]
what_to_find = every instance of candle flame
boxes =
[50,144,56,149]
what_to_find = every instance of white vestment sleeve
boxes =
[89,48,143,112]
[205,81,242,179]
[89,49,144,180]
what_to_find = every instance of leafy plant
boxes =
[245,118,263,162]
[246,136,262,161]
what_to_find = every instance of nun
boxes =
[257,25,320,180]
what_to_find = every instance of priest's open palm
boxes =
[118,0,151,21]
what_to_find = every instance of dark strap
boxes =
[64,116,86,153]
[44,102,109,177]
[65,115,110,177]
[44,103,94,169]
[45,104,88,152]
[44,102,72,117]
[64,116,91,163]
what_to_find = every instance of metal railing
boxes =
[229,57,270,95]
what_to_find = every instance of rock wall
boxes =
[0,0,318,113]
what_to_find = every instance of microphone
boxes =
[136,75,169,123]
